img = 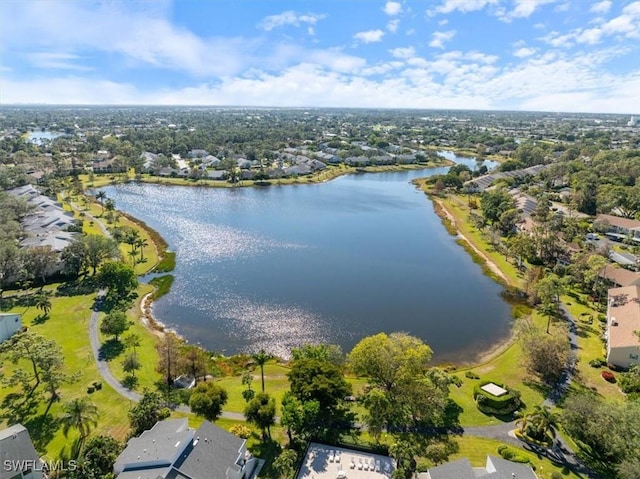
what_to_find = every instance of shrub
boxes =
[229,424,252,439]
[497,445,530,464]
[465,371,480,379]
[589,359,603,368]
[474,380,522,415]
[551,473,563,479]
[87,386,95,394]
[601,370,616,383]
[92,381,102,390]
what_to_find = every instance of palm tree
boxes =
[514,409,529,434]
[530,404,560,441]
[35,293,52,318]
[95,191,106,215]
[135,238,149,261]
[105,198,116,215]
[61,398,99,446]
[251,349,272,392]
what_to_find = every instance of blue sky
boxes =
[1,0,639,113]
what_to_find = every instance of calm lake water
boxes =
[28,130,63,144]
[102,154,511,362]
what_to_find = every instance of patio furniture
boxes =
[329,451,335,463]
[358,459,363,470]
[335,451,341,463]
[375,460,381,472]
[349,458,356,469]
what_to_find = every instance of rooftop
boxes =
[607,285,640,348]
[295,443,394,479]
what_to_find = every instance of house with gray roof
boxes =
[420,455,537,479]
[113,418,262,479]
[0,424,42,479]
[0,314,22,344]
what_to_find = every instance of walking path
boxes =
[82,194,596,476]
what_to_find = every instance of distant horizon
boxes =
[1,103,638,117]
[2,1,639,114]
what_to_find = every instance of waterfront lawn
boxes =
[97,283,162,393]
[449,311,553,427]
[0,291,137,458]
[214,362,369,416]
[453,436,582,479]
[82,200,160,275]
[439,194,524,288]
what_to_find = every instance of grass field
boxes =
[452,436,582,479]
[0,292,140,458]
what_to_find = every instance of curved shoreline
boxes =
[121,160,517,367]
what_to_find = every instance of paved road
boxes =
[88,291,245,421]
[458,303,600,478]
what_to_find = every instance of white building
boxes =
[0,313,22,344]
[606,286,640,369]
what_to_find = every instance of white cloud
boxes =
[513,47,537,57]
[542,1,640,46]
[383,1,402,16]
[353,29,385,43]
[3,49,639,113]
[429,30,456,49]
[28,52,92,71]
[387,19,400,33]
[590,0,612,14]
[438,19,449,26]
[429,0,498,15]
[259,11,326,31]
[389,47,416,59]
[499,0,558,21]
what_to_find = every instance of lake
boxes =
[27,130,63,144]
[101,154,512,362]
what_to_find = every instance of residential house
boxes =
[420,456,537,479]
[188,149,209,159]
[344,156,370,167]
[0,313,22,344]
[92,157,125,174]
[113,418,262,479]
[0,424,42,479]
[606,286,640,369]
[594,214,640,242]
[599,265,640,288]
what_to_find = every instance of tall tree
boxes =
[68,435,123,479]
[128,389,170,437]
[189,381,228,421]
[97,261,138,299]
[95,191,106,215]
[156,333,182,387]
[84,235,119,275]
[251,349,272,392]
[534,273,565,334]
[244,392,276,439]
[34,292,53,318]
[0,331,65,402]
[100,311,129,341]
[61,398,99,447]
[22,246,57,285]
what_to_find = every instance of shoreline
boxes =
[127,160,519,367]
[136,161,454,189]
[426,191,522,366]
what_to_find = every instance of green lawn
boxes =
[561,292,623,400]
[0,292,138,458]
[97,283,162,392]
[453,436,583,479]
